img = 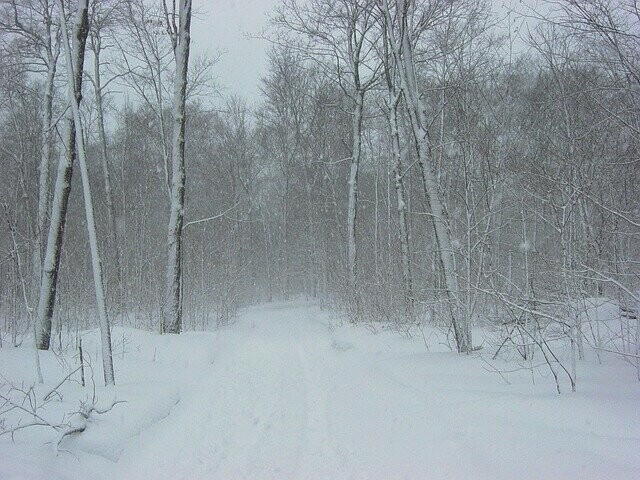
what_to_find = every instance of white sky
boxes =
[191,0,541,105]
[191,0,281,104]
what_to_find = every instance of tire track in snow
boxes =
[196,311,311,478]
[285,311,352,478]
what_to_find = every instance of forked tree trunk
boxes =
[36,0,89,351]
[382,33,414,321]
[162,0,192,334]
[382,0,471,352]
[58,0,115,385]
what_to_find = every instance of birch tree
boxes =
[88,0,124,312]
[162,0,192,334]
[35,0,90,350]
[35,6,59,302]
[273,0,380,314]
[0,0,61,319]
[56,0,115,385]
[381,0,472,352]
[380,25,414,320]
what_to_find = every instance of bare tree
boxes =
[273,0,380,314]
[0,0,61,323]
[88,0,125,312]
[117,0,173,198]
[381,0,472,352]
[3,204,43,383]
[551,0,640,91]
[380,24,414,320]
[162,0,192,334]
[56,0,115,385]
[35,0,90,350]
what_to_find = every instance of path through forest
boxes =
[112,302,640,479]
[1,302,639,479]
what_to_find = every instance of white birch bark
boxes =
[382,0,471,352]
[36,59,55,254]
[91,34,123,312]
[35,1,88,350]
[7,2,59,311]
[33,20,59,301]
[57,0,115,386]
[347,89,364,303]
[383,31,414,321]
[162,0,192,334]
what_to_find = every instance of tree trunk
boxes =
[382,0,470,352]
[347,89,364,313]
[32,45,57,302]
[92,39,123,313]
[36,1,89,351]
[163,0,192,334]
[58,0,115,385]
[415,126,470,353]
[388,92,414,321]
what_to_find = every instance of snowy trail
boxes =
[110,303,640,480]
[115,303,343,479]
[1,302,639,479]
[110,303,401,479]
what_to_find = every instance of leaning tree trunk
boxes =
[36,0,89,351]
[382,0,471,352]
[58,0,115,385]
[92,38,123,313]
[408,84,470,353]
[163,0,192,334]
[32,43,57,302]
[388,94,414,321]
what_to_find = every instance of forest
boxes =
[0,0,639,478]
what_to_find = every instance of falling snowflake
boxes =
[519,240,532,252]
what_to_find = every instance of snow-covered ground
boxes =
[1,301,639,479]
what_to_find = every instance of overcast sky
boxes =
[190,0,538,105]
[191,0,280,104]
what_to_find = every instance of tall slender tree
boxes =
[381,0,472,352]
[88,0,124,312]
[35,0,90,350]
[273,0,380,314]
[162,0,192,334]
[380,20,414,320]
[57,0,115,385]
[0,0,61,337]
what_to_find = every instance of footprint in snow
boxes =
[331,339,354,352]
